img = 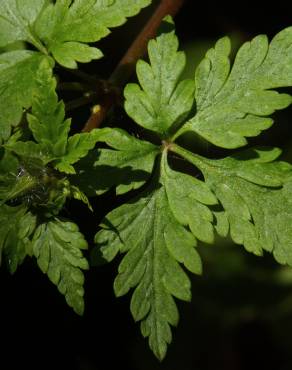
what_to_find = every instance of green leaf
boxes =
[4,140,53,164]
[177,29,292,148]
[0,204,36,273]
[173,145,292,264]
[0,0,151,67]
[124,17,195,136]
[32,219,89,315]
[27,58,70,158]
[55,131,101,174]
[6,58,98,173]
[49,41,102,69]
[34,0,151,68]
[0,0,48,51]
[0,51,51,140]
[73,128,159,195]
[94,151,215,359]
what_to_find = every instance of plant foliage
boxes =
[1,0,292,361]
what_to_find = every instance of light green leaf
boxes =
[49,41,103,69]
[173,144,292,264]
[73,128,159,195]
[124,17,195,136]
[34,0,151,68]
[0,0,48,51]
[0,204,36,272]
[178,29,292,148]
[32,219,88,315]
[0,51,51,140]
[94,152,214,360]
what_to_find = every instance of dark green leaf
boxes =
[0,204,36,272]
[32,219,88,315]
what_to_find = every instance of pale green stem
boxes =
[170,143,210,172]
[28,36,48,55]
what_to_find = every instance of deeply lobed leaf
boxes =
[95,152,214,359]
[32,219,88,315]
[173,145,292,264]
[0,204,36,272]
[0,51,52,140]
[178,29,292,148]
[0,0,151,134]
[124,17,196,137]
[96,20,292,360]
[73,128,159,195]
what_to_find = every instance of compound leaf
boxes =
[0,0,151,68]
[178,28,292,148]
[34,0,151,68]
[32,219,89,315]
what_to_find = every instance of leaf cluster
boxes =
[1,0,292,362]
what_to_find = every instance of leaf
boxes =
[27,59,70,158]
[32,219,89,315]
[4,140,53,164]
[0,0,48,50]
[177,29,292,148]
[49,41,102,69]
[0,51,51,140]
[34,0,151,68]
[0,204,36,273]
[5,58,98,173]
[124,17,195,136]
[55,131,101,174]
[73,128,159,195]
[94,151,215,359]
[173,145,292,264]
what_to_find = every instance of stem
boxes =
[65,94,98,112]
[57,82,90,92]
[110,0,186,87]
[170,144,210,171]
[64,68,101,87]
[82,0,185,132]
[29,37,48,55]
[171,125,188,141]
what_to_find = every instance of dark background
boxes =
[1,1,292,369]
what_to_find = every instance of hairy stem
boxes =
[82,0,185,132]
